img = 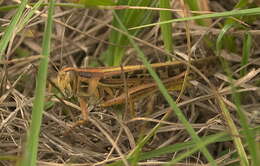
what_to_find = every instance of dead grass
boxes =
[0,0,259,165]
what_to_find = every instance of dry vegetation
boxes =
[0,0,260,166]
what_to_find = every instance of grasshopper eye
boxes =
[57,71,74,98]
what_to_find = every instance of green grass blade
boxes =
[164,132,226,166]
[159,0,173,54]
[101,0,154,66]
[0,4,18,11]
[16,0,44,32]
[19,0,55,165]
[216,24,260,166]
[110,11,217,166]
[0,3,84,12]
[218,99,249,166]
[84,127,260,165]
[216,24,234,56]
[0,0,28,60]
[232,80,260,165]
[184,0,199,11]
[217,29,259,166]
[184,0,206,26]
[240,32,252,77]
[221,0,251,53]
[130,7,260,30]
[76,0,115,7]
[141,127,260,162]
[235,0,251,9]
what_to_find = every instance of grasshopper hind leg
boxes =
[64,97,89,135]
[64,77,100,135]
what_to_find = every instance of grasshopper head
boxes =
[57,71,76,98]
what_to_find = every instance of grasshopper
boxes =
[55,56,218,128]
